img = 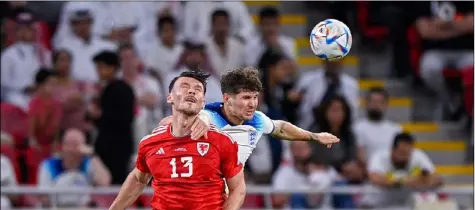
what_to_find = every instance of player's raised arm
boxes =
[109,144,152,210]
[255,111,339,147]
[220,134,246,210]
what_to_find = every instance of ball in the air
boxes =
[309,19,352,61]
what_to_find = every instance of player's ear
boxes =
[223,93,230,103]
[167,93,172,104]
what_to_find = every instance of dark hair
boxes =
[259,7,280,21]
[92,51,120,69]
[157,15,176,32]
[118,42,135,54]
[35,68,55,85]
[52,49,72,64]
[367,87,389,101]
[168,70,210,93]
[392,132,415,149]
[220,67,263,94]
[258,48,287,71]
[315,95,353,133]
[211,9,229,24]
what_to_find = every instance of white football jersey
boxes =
[202,102,275,164]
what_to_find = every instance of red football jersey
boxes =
[136,124,243,210]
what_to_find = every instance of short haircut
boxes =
[157,15,176,32]
[220,67,263,94]
[92,51,120,69]
[35,68,55,85]
[392,132,415,149]
[168,70,210,93]
[259,7,280,21]
[211,9,229,24]
[367,87,389,101]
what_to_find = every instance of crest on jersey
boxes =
[249,131,257,146]
[197,142,210,156]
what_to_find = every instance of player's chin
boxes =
[241,114,254,121]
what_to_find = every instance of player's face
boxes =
[225,91,259,121]
[168,77,205,116]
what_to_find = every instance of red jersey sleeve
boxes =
[219,134,243,179]
[135,142,150,173]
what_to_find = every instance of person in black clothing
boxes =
[90,51,135,185]
[311,95,364,182]
[411,1,473,120]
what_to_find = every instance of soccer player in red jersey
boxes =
[109,71,245,210]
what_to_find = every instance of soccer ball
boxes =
[309,19,352,61]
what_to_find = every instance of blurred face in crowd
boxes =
[324,60,342,77]
[290,141,312,172]
[391,141,413,169]
[269,58,292,83]
[54,50,72,76]
[212,15,229,41]
[16,24,35,42]
[39,76,58,96]
[160,22,176,45]
[110,27,134,44]
[119,48,140,75]
[260,16,279,37]
[185,48,204,71]
[224,91,259,121]
[61,129,86,160]
[95,62,116,81]
[71,19,92,39]
[366,91,388,121]
[326,99,346,128]
[168,77,205,116]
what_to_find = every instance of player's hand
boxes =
[190,117,209,140]
[312,132,339,148]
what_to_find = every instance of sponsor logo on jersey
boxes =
[249,131,257,146]
[197,142,210,156]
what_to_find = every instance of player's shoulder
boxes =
[139,124,170,146]
[206,124,235,144]
[245,111,271,127]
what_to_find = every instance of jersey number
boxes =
[170,156,193,178]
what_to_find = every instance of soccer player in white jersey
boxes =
[159,67,339,165]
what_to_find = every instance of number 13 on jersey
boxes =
[170,156,193,178]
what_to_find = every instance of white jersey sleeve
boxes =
[254,111,275,134]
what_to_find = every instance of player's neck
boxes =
[222,104,244,125]
[170,113,196,137]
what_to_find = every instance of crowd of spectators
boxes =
[0,1,472,209]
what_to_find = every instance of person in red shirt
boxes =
[110,71,246,210]
[28,68,62,153]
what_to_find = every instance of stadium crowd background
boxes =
[0,1,473,209]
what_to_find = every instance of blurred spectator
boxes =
[412,1,474,120]
[205,9,245,76]
[362,132,443,208]
[119,44,163,145]
[258,49,297,123]
[1,154,18,209]
[28,69,62,153]
[272,141,335,209]
[91,51,135,185]
[51,49,89,134]
[293,61,359,130]
[312,96,365,184]
[166,40,222,104]
[244,7,296,67]
[353,88,402,164]
[143,16,184,81]
[37,129,111,208]
[183,2,254,43]
[55,7,116,83]
[1,10,52,110]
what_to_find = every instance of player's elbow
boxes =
[132,168,151,185]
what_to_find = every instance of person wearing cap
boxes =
[1,11,52,110]
[54,7,116,84]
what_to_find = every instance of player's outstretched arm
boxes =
[109,169,151,210]
[224,170,246,210]
[271,120,340,147]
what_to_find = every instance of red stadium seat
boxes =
[24,147,51,184]
[242,195,265,208]
[1,103,29,147]
[462,66,474,117]
[356,2,389,44]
